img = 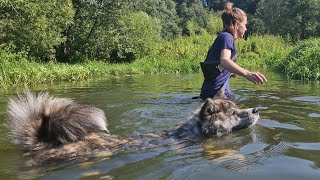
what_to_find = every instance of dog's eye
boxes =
[206,108,215,115]
[230,109,237,115]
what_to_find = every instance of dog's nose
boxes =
[252,108,258,114]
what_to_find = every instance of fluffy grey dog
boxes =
[7,92,259,165]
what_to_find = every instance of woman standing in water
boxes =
[200,2,267,101]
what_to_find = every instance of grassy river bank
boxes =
[1,34,319,87]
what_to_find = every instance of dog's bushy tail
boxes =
[7,92,109,151]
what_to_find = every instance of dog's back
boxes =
[7,92,108,151]
[6,92,259,165]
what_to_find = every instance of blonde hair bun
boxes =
[225,2,234,11]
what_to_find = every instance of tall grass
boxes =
[0,33,214,87]
[281,38,320,80]
[237,34,293,70]
[1,33,310,87]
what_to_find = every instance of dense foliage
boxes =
[206,0,320,40]
[251,0,320,40]
[282,38,320,80]
[0,0,320,85]
[237,35,293,70]
[1,0,319,62]
[0,0,74,61]
[0,34,292,87]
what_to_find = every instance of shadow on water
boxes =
[0,71,320,179]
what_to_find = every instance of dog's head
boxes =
[199,98,259,136]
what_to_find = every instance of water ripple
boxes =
[292,142,320,151]
[290,96,320,104]
[208,141,291,172]
[309,113,320,118]
[257,119,304,130]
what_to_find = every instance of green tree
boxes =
[57,0,161,63]
[134,0,181,40]
[252,0,320,40]
[0,0,75,61]
[176,0,217,35]
[56,0,119,62]
[206,0,260,14]
[108,11,162,62]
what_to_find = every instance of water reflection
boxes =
[258,119,304,130]
[309,113,320,118]
[0,72,320,179]
[290,96,320,104]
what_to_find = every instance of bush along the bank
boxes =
[281,38,320,80]
[237,35,293,70]
[1,34,314,87]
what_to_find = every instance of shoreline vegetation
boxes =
[1,1,319,87]
[1,33,319,87]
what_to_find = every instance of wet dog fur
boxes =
[7,92,259,165]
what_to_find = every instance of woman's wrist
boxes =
[238,69,249,77]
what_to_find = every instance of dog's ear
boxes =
[214,88,225,99]
[200,98,219,119]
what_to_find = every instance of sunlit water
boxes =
[0,71,320,180]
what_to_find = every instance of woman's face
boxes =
[236,18,247,38]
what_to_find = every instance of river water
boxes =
[0,71,320,179]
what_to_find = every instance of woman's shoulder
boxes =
[217,32,234,40]
[213,32,235,50]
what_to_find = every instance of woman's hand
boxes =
[219,49,267,84]
[243,71,267,84]
[230,73,238,78]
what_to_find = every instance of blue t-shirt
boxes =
[200,32,236,100]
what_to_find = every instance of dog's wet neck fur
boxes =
[161,103,233,140]
[163,116,206,141]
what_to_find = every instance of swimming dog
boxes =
[7,92,259,165]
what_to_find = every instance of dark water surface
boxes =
[0,71,320,179]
